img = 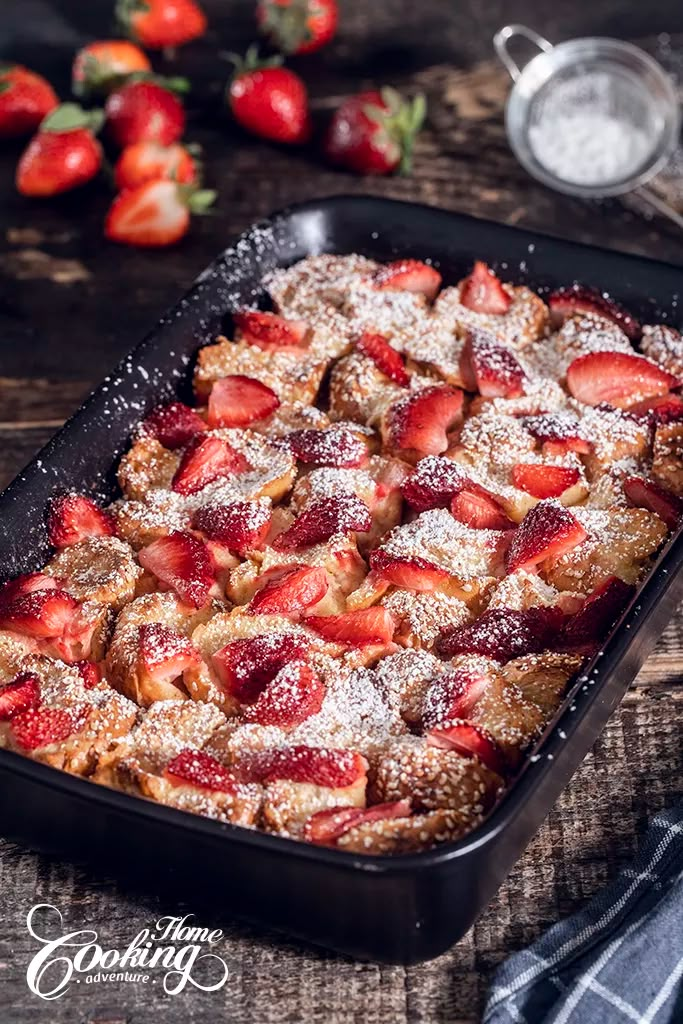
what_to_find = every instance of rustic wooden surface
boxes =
[0,2,682,1022]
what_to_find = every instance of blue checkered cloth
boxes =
[484,803,683,1024]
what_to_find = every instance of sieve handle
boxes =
[633,186,683,232]
[493,24,554,82]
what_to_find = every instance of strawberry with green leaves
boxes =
[105,179,216,247]
[72,40,151,99]
[105,79,186,148]
[16,104,103,197]
[257,0,338,56]
[324,87,426,175]
[116,0,207,50]
[114,141,199,190]
[227,47,311,144]
[0,65,58,139]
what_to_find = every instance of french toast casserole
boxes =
[1,253,681,855]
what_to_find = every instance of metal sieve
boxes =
[494,24,683,229]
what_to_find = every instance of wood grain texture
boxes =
[0,2,682,1022]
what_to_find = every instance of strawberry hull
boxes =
[1,197,682,964]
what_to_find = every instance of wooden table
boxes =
[1,2,682,1021]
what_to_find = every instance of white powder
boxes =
[529,110,651,187]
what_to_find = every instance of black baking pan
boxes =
[1,196,682,965]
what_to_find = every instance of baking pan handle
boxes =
[494,24,554,82]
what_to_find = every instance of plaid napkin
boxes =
[484,803,683,1024]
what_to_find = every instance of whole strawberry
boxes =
[114,140,198,190]
[324,87,426,175]
[105,79,185,147]
[116,0,207,50]
[16,104,103,197]
[105,179,215,247]
[257,0,338,56]
[228,47,310,144]
[72,40,151,99]
[0,65,58,139]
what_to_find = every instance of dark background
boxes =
[0,4,682,1023]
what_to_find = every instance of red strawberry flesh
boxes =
[369,551,451,592]
[192,501,272,555]
[10,705,86,751]
[506,501,588,574]
[523,413,591,454]
[437,606,566,660]
[623,475,683,531]
[207,375,280,428]
[249,565,329,616]
[566,351,679,409]
[558,576,635,653]
[172,435,250,495]
[242,745,368,787]
[233,310,308,349]
[282,427,367,468]
[305,799,412,845]
[212,632,310,702]
[356,331,410,386]
[460,331,525,398]
[139,622,198,682]
[371,260,442,301]
[243,659,325,727]
[138,531,215,608]
[427,720,505,774]
[141,401,207,450]
[0,572,57,609]
[459,261,511,315]
[548,286,640,341]
[164,748,237,794]
[512,463,580,499]
[304,607,396,645]
[0,672,41,721]
[0,588,80,639]
[401,455,471,511]
[273,493,372,551]
[388,385,463,456]
[451,484,514,530]
[422,667,490,730]
[47,493,115,549]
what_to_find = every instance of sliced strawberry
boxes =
[548,286,640,341]
[243,660,325,727]
[371,259,441,301]
[0,588,80,640]
[427,721,505,774]
[139,622,199,682]
[303,607,396,645]
[451,484,514,530]
[0,672,41,721]
[10,705,87,751]
[506,501,588,574]
[233,310,308,349]
[243,745,368,787]
[422,666,490,730]
[0,572,57,610]
[249,565,329,615]
[171,435,250,496]
[55,605,101,664]
[75,660,101,689]
[191,501,271,556]
[437,606,566,661]
[369,551,451,592]
[460,331,525,398]
[138,531,215,608]
[523,413,591,455]
[387,384,463,456]
[47,493,115,549]
[305,799,411,845]
[459,261,511,315]
[212,633,310,702]
[566,351,679,409]
[558,576,635,654]
[273,494,372,551]
[141,401,207,450]
[282,427,368,468]
[356,331,410,386]
[207,375,280,428]
[623,476,683,531]
[512,463,580,499]
[164,748,237,794]
[401,455,470,511]
[628,394,683,426]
